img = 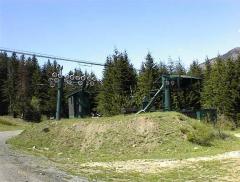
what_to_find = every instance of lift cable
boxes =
[0,47,105,67]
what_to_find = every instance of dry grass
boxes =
[0,116,29,131]
[8,112,240,181]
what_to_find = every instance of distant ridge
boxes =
[219,47,240,60]
[200,47,240,68]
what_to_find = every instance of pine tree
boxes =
[170,58,186,111]
[186,60,203,110]
[158,61,169,75]
[167,56,175,74]
[233,55,240,125]
[31,55,41,97]
[224,58,239,121]
[135,52,159,107]
[97,50,137,115]
[202,57,233,117]
[174,58,186,75]
[39,60,60,118]
[3,53,19,117]
[188,60,203,78]
[0,52,9,115]
[16,55,30,117]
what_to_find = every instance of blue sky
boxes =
[0,0,240,77]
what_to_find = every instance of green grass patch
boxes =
[9,112,240,162]
[57,158,239,182]
[8,112,240,181]
[76,160,228,182]
[0,116,30,131]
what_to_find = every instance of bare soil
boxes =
[80,150,240,174]
[0,130,88,182]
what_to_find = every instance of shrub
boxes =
[0,118,16,126]
[235,113,240,128]
[23,97,41,123]
[23,106,41,123]
[216,115,236,130]
[186,121,215,146]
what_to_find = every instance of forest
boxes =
[0,50,240,126]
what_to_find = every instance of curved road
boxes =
[0,130,88,182]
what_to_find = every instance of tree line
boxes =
[1,50,240,125]
[0,52,98,121]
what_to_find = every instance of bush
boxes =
[23,97,41,123]
[0,118,16,126]
[216,115,236,130]
[186,121,215,146]
[23,106,41,123]
[235,113,240,128]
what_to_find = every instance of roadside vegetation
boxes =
[0,116,30,131]
[8,112,240,181]
[78,158,240,181]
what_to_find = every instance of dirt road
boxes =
[0,130,88,182]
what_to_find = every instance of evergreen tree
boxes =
[204,57,212,80]
[16,55,30,117]
[0,52,9,115]
[188,60,203,78]
[97,50,137,115]
[158,61,169,75]
[3,53,19,117]
[174,58,186,75]
[135,52,159,106]
[39,60,60,118]
[233,55,240,125]
[170,58,186,111]
[167,56,175,74]
[224,58,240,121]
[202,57,234,117]
[186,60,203,110]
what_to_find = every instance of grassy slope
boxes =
[0,116,29,131]
[8,112,240,181]
[83,159,240,182]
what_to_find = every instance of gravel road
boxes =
[0,130,89,182]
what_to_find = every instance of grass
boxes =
[7,112,240,181]
[75,159,234,182]
[0,116,30,131]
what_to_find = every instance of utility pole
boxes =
[162,76,171,111]
[56,66,64,120]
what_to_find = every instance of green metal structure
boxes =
[67,90,91,118]
[56,77,64,120]
[137,74,201,114]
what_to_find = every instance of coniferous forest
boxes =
[1,50,240,126]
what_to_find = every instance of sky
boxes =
[0,0,240,77]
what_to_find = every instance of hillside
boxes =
[220,47,240,60]
[200,47,240,68]
[0,116,29,131]
[8,112,240,181]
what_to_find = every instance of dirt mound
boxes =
[10,112,215,162]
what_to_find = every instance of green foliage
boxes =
[97,50,137,115]
[202,56,240,122]
[135,52,160,107]
[184,121,216,146]
[1,48,240,124]
[23,107,41,123]
[0,116,29,131]
[0,52,9,115]
[0,118,17,126]
[9,111,240,181]
[188,60,203,78]
[216,115,236,131]
[23,97,41,122]
[2,53,19,117]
